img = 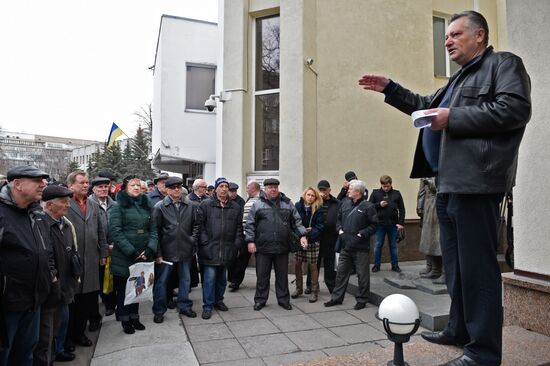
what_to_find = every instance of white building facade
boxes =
[151,15,219,186]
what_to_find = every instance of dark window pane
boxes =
[186,65,216,110]
[255,93,279,171]
[256,16,280,91]
[433,17,446,77]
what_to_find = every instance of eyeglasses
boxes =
[169,185,183,190]
[199,185,208,188]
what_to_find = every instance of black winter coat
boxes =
[386,46,531,194]
[368,189,405,226]
[43,214,79,307]
[319,195,339,258]
[245,192,307,255]
[295,199,325,244]
[336,197,378,252]
[198,197,244,266]
[0,183,53,312]
[153,196,199,262]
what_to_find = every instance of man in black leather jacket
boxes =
[324,180,377,311]
[359,10,531,366]
[152,177,200,323]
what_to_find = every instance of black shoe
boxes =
[202,309,212,319]
[354,302,366,310]
[74,335,93,347]
[88,320,101,332]
[167,299,177,309]
[279,303,292,310]
[131,319,146,331]
[229,284,240,292]
[64,341,75,353]
[421,331,465,346]
[180,309,197,318]
[253,303,265,311]
[104,308,115,316]
[391,265,402,273]
[153,314,164,323]
[439,354,482,366]
[214,302,228,311]
[122,321,135,334]
[323,299,342,307]
[228,282,236,289]
[304,287,312,294]
[372,265,380,272]
[55,352,76,362]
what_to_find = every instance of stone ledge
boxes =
[502,272,550,336]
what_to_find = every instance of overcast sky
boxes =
[0,0,218,142]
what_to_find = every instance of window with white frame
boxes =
[254,15,280,171]
[433,15,460,77]
[186,64,216,110]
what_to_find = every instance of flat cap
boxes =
[91,177,111,187]
[153,173,170,184]
[42,184,73,201]
[146,180,154,186]
[317,180,331,189]
[344,171,357,182]
[207,185,214,190]
[228,182,239,191]
[263,178,280,186]
[7,165,49,182]
[165,176,183,188]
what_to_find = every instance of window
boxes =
[254,15,280,171]
[186,64,216,110]
[433,16,460,77]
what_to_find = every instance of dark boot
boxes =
[291,261,303,298]
[308,263,320,303]
[433,270,446,284]
[421,255,442,279]
[419,255,433,275]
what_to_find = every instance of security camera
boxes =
[204,97,216,112]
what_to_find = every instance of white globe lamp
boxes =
[377,294,421,366]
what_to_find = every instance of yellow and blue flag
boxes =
[106,122,124,147]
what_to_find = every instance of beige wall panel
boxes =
[316,0,434,217]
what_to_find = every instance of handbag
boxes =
[397,227,406,243]
[275,207,301,253]
[102,256,114,294]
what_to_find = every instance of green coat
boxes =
[109,191,158,277]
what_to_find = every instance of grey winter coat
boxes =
[245,192,307,255]
[66,198,108,294]
[417,178,441,256]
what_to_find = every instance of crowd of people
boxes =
[0,9,532,366]
[0,164,409,365]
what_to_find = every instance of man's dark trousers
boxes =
[228,247,252,287]
[331,248,370,304]
[254,253,290,306]
[437,193,503,366]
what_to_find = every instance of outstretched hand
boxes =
[358,74,390,92]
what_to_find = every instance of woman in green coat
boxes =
[109,175,157,334]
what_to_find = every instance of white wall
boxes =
[152,16,218,178]
[506,0,550,276]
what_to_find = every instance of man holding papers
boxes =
[358,10,531,366]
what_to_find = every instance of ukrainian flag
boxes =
[106,122,124,147]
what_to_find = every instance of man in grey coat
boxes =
[66,170,108,348]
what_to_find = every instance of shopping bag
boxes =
[102,256,114,294]
[124,261,155,305]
